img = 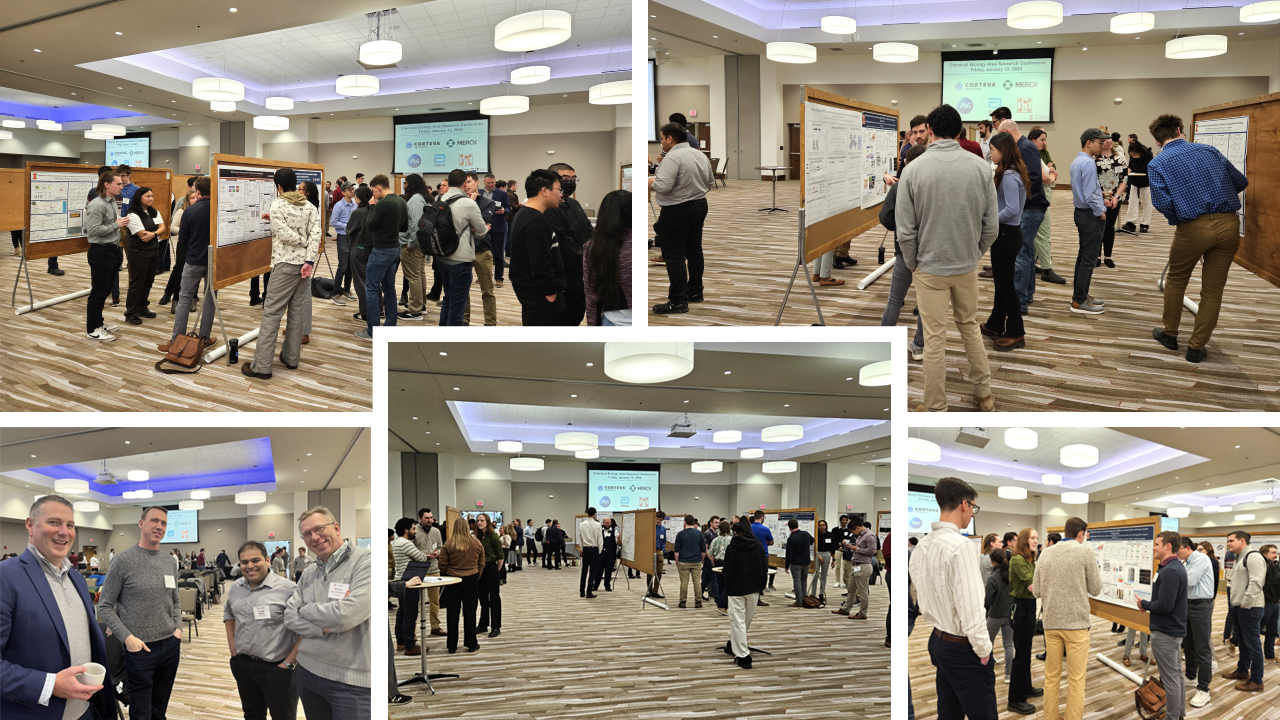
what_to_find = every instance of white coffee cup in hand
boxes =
[78,662,106,686]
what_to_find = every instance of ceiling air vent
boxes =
[429,107,446,111]
[963,42,987,49]
[829,47,845,51]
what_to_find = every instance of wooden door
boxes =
[788,124,801,181]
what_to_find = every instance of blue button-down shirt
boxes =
[1148,138,1248,226]
[1183,549,1215,601]
[329,197,355,236]
[1070,152,1105,217]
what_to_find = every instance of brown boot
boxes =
[404,646,422,656]
[973,393,995,412]
[1221,670,1249,680]
[430,628,446,637]
[994,336,1025,352]
[832,608,849,616]
[301,335,310,345]
[850,612,867,620]
[979,323,999,338]
[1235,680,1263,692]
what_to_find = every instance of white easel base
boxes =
[15,288,91,315]
[204,328,260,364]
[857,257,895,290]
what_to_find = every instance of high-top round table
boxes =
[395,576,461,695]
[754,166,789,213]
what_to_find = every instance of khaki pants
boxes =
[727,593,759,657]
[1043,628,1090,720]
[842,563,870,615]
[647,551,664,595]
[915,269,992,412]
[830,553,845,584]
[835,239,852,259]
[678,561,701,604]
[426,571,442,631]
[462,251,497,325]
[1163,211,1239,351]
[1035,185,1054,269]
[400,245,427,314]
[251,262,311,375]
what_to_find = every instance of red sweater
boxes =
[958,137,985,159]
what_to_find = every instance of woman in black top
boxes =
[348,186,378,321]
[1122,142,1154,233]
[721,519,769,668]
[600,517,619,592]
[810,519,836,603]
[123,187,166,325]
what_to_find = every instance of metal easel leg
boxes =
[775,209,823,325]
[11,241,35,310]
[208,263,232,360]
[774,261,801,326]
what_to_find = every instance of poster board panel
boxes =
[129,168,173,248]
[444,505,460,542]
[619,509,656,576]
[1192,90,1280,289]
[1050,516,1159,635]
[800,87,898,263]
[877,510,892,551]
[762,507,818,571]
[22,163,170,261]
[0,168,25,233]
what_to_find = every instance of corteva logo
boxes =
[1003,80,1038,90]
[597,484,629,492]
[961,82,998,89]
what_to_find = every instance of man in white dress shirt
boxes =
[908,477,997,720]
[577,508,604,598]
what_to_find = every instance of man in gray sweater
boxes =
[1222,530,1267,692]
[651,122,714,315]
[412,508,445,638]
[96,507,182,720]
[284,506,371,718]
[292,547,310,582]
[896,104,1000,412]
[1031,517,1102,720]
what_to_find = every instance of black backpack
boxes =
[1263,555,1280,587]
[417,195,463,257]
[535,527,544,542]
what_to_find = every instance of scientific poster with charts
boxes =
[620,512,636,563]
[1088,525,1156,608]
[803,100,862,227]
[771,511,816,558]
[861,112,898,209]
[216,165,322,248]
[28,171,95,243]
[1193,115,1248,236]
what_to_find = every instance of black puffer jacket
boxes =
[721,534,768,597]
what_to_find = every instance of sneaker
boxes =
[1186,346,1208,364]
[909,344,923,361]
[355,328,372,341]
[1140,224,1150,233]
[1189,690,1210,708]
[157,293,172,305]
[653,300,689,315]
[1088,295,1105,306]
[716,607,728,616]
[1003,675,1010,684]
[102,323,121,332]
[390,694,413,704]
[1070,299,1105,315]
[397,311,423,321]
[734,655,753,669]
[331,295,346,306]
[1152,328,1179,351]
[87,326,116,341]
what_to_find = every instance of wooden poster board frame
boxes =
[0,168,25,233]
[618,509,656,576]
[444,505,460,542]
[209,154,325,291]
[1049,516,1159,634]
[619,163,632,192]
[799,87,899,263]
[21,162,171,261]
[1191,91,1280,289]
[763,507,819,571]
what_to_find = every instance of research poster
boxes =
[215,164,321,247]
[588,468,659,511]
[662,514,685,547]
[861,111,897,209]
[620,512,636,562]
[943,57,1053,122]
[105,136,150,168]
[1193,115,1248,236]
[28,171,96,243]
[878,512,892,547]
[161,509,199,544]
[803,100,862,227]
[765,511,816,558]
[394,119,489,174]
[1088,525,1155,608]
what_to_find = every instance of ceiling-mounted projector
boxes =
[95,471,120,485]
[955,427,991,449]
[668,413,697,439]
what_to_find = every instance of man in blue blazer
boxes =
[1,495,115,720]
[482,173,512,284]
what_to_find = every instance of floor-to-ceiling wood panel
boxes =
[646,181,1280,412]
[390,561,892,719]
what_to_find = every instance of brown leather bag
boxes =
[802,595,825,608]
[155,274,208,374]
[1134,676,1166,719]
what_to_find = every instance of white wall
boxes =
[0,127,86,159]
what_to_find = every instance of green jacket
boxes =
[481,531,503,564]
[1010,554,1036,599]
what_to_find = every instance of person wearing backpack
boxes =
[1261,544,1280,667]
[461,171,498,326]
[396,175,431,321]
[1222,530,1267,692]
[429,169,488,326]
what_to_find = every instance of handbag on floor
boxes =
[1134,676,1166,719]
[155,278,209,374]
[802,595,825,608]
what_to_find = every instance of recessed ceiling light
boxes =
[783,404,790,407]
[35,49,41,52]
[115,31,122,35]
[412,416,418,420]
[724,371,731,375]
[586,362,593,367]
[230,6,237,11]
[70,92,75,95]
[571,394,578,397]
[684,400,689,403]
[453,387,459,391]
[652,37,657,40]
[306,453,312,456]
[30,454,36,458]
[425,431,431,434]
[117,87,122,89]
[1239,32,1245,35]
[712,35,718,38]
[124,441,130,444]
[1236,445,1241,448]
[650,14,656,17]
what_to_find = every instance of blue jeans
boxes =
[929,630,998,720]
[365,246,399,335]
[1013,205,1046,312]
[438,261,472,326]
[297,665,369,720]
[1265,603,1280,660]
[1072,208,1105,305]
[1234,605,1265,684]
[334,234,351,292]
[880,250,924,350]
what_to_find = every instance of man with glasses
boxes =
[225,540,301,720]
[284,507,371,720]
[834,519,876,619]
[546,163,593,326]
[909,478,997,720]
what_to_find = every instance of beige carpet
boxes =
[389,561,892,719]
[646,180,1280,412]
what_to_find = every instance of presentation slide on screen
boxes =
[106,137,150,168]
[394,119,489,174]
[589,469,659,511]
[162,509,198,544]
[943,57,1053,122]
[907,489,974,535]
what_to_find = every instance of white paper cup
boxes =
[78,662,106,686]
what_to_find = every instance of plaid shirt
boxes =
[1148,138,1248,226]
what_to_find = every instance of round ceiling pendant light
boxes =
[359,39,402,65]
[575,449,599,459]
[554,432,598,451]
[127,470,149,482]
[1004,428,1038,450]
[92,123,126,135]
[336,74,379,97]
[494,10,572,52]
[1041,473,1063,485]
[820,15,857,34]
[84,131,114,140]
[1241,2,1280,23]
[253,115,289,131]
[511,65,552,85]
[1110,12,1155,33]
[210,101,236,112]
[191,490,211,500]
[1219,505,1235,513]
[761,424,803,443]
[122,491,138,499]
[859,360,893,386]
[1165,35,1227,59]
[614,435,649,452]
[510,457,544,471]
[765,42,817,63]
[604,342,694,384]
[2,119,27,128]
[692,460,724,473]
[1235,513,1256,521]
[497,441,523,453]
[1205,505,1221,513]
[998,486,1028,500]
[265,96,294,111]
[1166,506,1191,518]
[0,130,13,140]
[36,119,61,131]
[479,95,530,115]
[235,491,265,504]
[73,501,99,513]
[713,430,742,444]
[1060,491,1089,505]
[589,80,632,105]
[1256,493,1274,503]
[192,77,245,101]
[54,478,90,494]
[178,500,204,510]
[873,42,919,63]
[763,460,798,474]
[1007,1,1063,29]
[740,448,764,459]
[132,489,153,499]
[1060,444,1099,468]
[908,437,941,463]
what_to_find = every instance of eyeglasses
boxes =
[965,500,981,515]
[300,522,336,540]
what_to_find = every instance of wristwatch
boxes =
[281,661,297,670]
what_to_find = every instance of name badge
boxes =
[253,606,271,620]
[164,575,176,588]
[853,565,861,573]
[327,582,350,600]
